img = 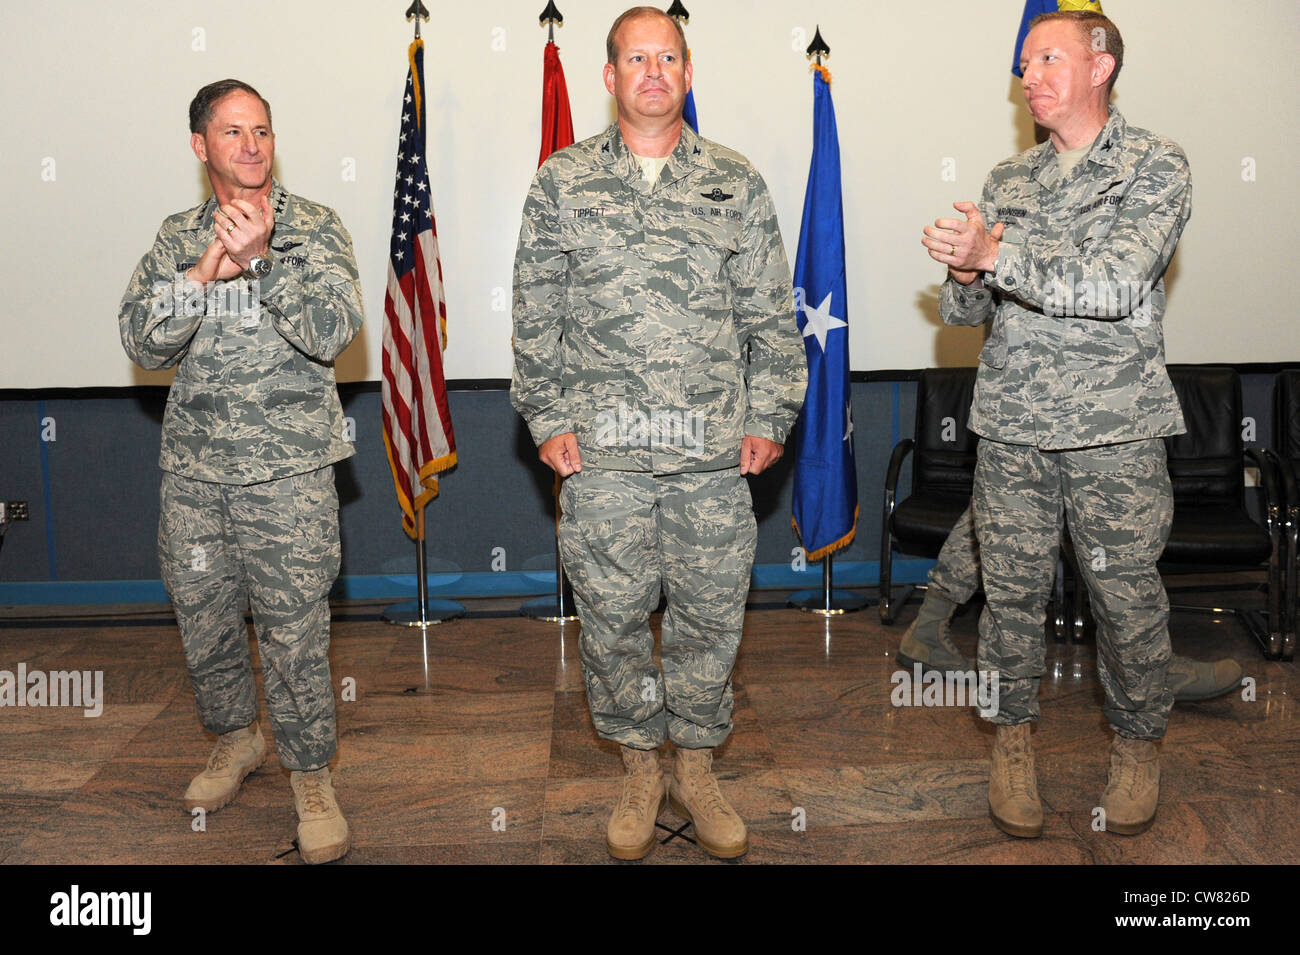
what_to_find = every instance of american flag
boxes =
[382,38,456,539]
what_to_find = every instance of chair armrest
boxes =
[884,439,915,498]
[1259,447,1298,578]
[882,439,915,538]
[1259,450,1298,518]
[1244,448,1284,538]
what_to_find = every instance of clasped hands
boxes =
[921,201,1005,286]
[186,195,274,285]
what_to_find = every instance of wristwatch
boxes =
[245,253,274,279]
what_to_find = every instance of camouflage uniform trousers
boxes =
[928,504,982,605]
[972,437,1174,739]
[558,466,757,750]
[157,466,341,770]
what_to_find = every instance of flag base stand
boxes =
[382,512,464,627]
[382,599,465,627]
[788,555,867,615]
[520,593,578,623]
[521,540,578,623]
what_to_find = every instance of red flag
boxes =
[538,41,574,167]
[382,38,456,539]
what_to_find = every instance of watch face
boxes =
[249,257,272,277]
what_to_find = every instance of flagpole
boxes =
[521,474,579,622]
[789,552,867,615]
[666,2,699,133]
[785,26,866,617]
[405,0,427,39]
[522,2,579,624]
[383,0,464,629]
[540,0,561,42]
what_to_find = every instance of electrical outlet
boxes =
[4,501,29,521]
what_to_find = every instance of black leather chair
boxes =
[881,368,1081,638]
[1270,370,1300,656]
[1069,367,1288,658]
[880,368,977,624]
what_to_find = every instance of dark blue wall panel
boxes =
[0,367,1290,603]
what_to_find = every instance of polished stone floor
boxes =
[0,585,1294,865]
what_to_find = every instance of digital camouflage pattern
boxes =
[123,180,359,771]
[513,121,802,750]
[511,121,806,472]
[973,438,1174,739]
[940,109,1190,450]
[940,107,1189,741]
[120,179,364,485]
[929,504,983,605]
[158,467,341,770]
[558,468,756,749]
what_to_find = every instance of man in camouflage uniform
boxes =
[511,7,805,860]
[119,79,361,864]
[897,505,1243,699]
[923,10,1189,838]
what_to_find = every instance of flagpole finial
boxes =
[539,1,563,42]
[405,0,429,40]
[665,1,690,25]
[806,25,830,66]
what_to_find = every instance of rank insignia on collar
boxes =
[700,187,733,202]
[1101,141,1114,151]
[693,145,701,155]
[601,142,610,153]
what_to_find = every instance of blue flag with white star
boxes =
[792,67,856,561]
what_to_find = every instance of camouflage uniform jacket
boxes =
[940,108,1190,450]
[120,180,363,484]
[511,121,806,473]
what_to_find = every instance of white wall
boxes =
[2,0,1296,389]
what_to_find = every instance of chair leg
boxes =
[1286,504,1298,660]
[1072,578,1090,644]
[1052,555,1067,643]
[1168,602,1282,661]
[879,537,896,624]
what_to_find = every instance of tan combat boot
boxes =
[988,722,1043,838]
[183,722,266,813]
[896,591,973,673]
[607,746,666,860]
[1167,655,1243,702]
[1100,735,1159,835]
[668,747,748,859]
[290,767,350,864]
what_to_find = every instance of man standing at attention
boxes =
[120,79,363,863]
[922,10,1191,837]
[512,7,805,860]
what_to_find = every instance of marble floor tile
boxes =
[0,589,1293,865]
